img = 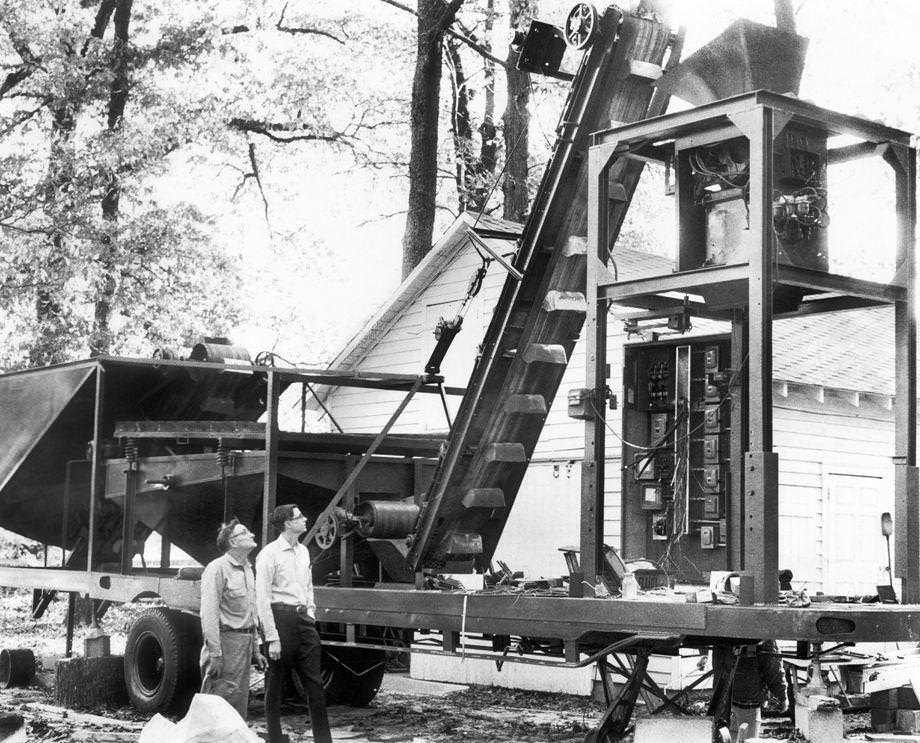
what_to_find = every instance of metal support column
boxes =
[731,106,778,602]
[120,439,138,574]
[87,365,105,572]
[889,143,918,601]
[261,370,280,547]
[729,312,747,570]
[582,142,616,593]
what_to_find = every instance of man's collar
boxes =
[224,551,247,567]
[273,533,297,551]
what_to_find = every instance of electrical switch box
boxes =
[700,524,718,549]
[641,484,663,510]
[704,405,720,432]
[567,388,592,419]
[703,493,721,519]
[704,346,720,372]
[703,436,720,462]
[702,465,721,492]
[650,412,669,440]
[622,336,732,582]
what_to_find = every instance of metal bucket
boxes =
[0,648,35,688]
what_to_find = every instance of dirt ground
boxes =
[0,589,879,741]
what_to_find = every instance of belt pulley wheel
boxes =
[314,511,339,550]
[565,3,599,49]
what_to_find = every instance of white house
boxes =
[310,211,905,694]
[318,211,899,599]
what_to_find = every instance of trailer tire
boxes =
[324,647,385,706]
[290,647,385,707]
[124,608,200,713]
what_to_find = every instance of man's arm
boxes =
[199,561,223,658]
[303,545,317,619]
[255,547,279,643]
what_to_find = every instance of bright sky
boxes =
[225,0,920,363]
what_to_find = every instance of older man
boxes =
[199,518,265,718]
[256,504,332,743]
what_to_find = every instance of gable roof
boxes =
[326,212,521,373]
[327,214,897,398]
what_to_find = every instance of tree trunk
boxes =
[446,38,473,213]
[774,0,796,32]
[29,0,121,366]
[501,0,534,223]
[476,0,497,211]
[30,103,76,368]
[91,0,133,357]
[445,0,496,215]
[400,0,464,279]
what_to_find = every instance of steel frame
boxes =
[585,91,918,604]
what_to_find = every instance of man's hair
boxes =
[216,518,241,552]
[270,504,300,533]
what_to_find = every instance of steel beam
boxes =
[87,365,105,572]
[261,370,280,546]
[592,90,911,149]
[890,143,919,601]
[582,142,618,593]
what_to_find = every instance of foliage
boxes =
[0,0,419,368]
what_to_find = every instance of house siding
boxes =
[323,241,902,594]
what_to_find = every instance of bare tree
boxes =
[774,0,796,31]
[445,0,497,214]
[401,0,464,279]
[92,0,134,357]
[502,0,534,223]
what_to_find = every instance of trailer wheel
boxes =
[323,647,385,706]
[124,608,200,713]
[290,647,385,707]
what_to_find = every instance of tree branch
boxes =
[276,3,346,43]
[228,117,351,145]
[0,100,49,136]
[378,0,509,69]
[0,26,43,96]
[246,140,271,227]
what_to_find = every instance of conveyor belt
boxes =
[409,8,682,571]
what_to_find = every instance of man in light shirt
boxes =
[255,504,332,743]
[199,519,266,718]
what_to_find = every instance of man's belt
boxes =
[271,602,313,620]
[219,624,256,634]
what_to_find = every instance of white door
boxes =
[823,472,893,596]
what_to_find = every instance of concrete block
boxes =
[871,689,900,709]
[872,706,898,732]
[900,685,920,709]
[83,633,110,658]
[794,702,844,743]
[633,715,712,742]
[898,708,920,733]
[54,656,127,709]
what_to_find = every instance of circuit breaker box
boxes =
[622,336,733,582]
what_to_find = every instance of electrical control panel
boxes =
[622,336,732,582]
[675,124,828,273]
